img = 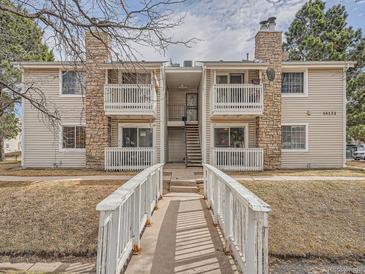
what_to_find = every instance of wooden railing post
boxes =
[132,184,141,253]
[223,185,231,254]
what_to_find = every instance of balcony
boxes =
[104,84,156,116]
[105,147,156,171]
[212,84,263,116]
[212,147,263,171]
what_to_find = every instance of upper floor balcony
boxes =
[212,83,264,116]
[104,84,157,116]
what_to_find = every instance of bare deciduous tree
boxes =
[0,0,192,160]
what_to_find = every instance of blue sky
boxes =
[132,0,365,63]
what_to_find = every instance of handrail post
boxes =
[212,174,219,225]
[146,175,152,226]
[159,165,163,199]
[132,184,141,253]
[223,185,231,254]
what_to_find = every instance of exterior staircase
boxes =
[185,123,202,167]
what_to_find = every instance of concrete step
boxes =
[187,163,202,167]
[170,180,197,186]
[170,185,198,193]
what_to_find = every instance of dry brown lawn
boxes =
[0,180,121,259]
[229,167,365,177]
[347,160,365,170]
[0,161,136,177]
[241,180,365,260]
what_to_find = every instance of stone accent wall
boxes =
[85,31,111,169]
[255,31,282,169]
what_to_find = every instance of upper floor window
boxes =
[281,72,304,94]
[121,73,151,84]
[281,124,307,150]
[214,127,247,148]
[62,125,85,149]
[216,73,244,84]
[62,71,84,95]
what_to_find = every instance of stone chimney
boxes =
[255,17,282,169]
[85,30,111,169]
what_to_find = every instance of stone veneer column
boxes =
[255,31,282,169]
[85,31,111,169]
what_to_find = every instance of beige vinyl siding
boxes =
[205,69,212,163]
[168,128,185,162]
[22,68,86,168]
[281,68,345,168]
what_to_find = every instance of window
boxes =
[121,128,153,147]
[216,73,244,84]
[229,73,244,84]
[281,72,304,94]
[216,75,228,84]
[62,126,85,149]
[214,127,246,148]
[281,124,307,150]
[121,73,151,84]
[62,71,84,95]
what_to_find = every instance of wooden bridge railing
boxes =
[203,164,271,274]
[96,163,164,274]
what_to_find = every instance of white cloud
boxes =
[136,0,307,62]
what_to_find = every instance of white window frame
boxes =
[281,68,308,97]
[117,123,156,147]
[214,71,248,84]
[59,69,84,97]
[59,124,86,152]
[211,123,249,149]
[281,123,309,152]
[118,71,153,85]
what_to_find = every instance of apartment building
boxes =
[18,19,354,171]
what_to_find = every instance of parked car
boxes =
[353,148,365,160]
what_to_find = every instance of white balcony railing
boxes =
[105,147,155,171]
[213,148,264,171]
[203,164,270,274]
[104,84,156,115]
[212,84,263,115]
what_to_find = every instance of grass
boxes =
[346,160,365,170]
[0,179,121,260]
[241,180,365,260]
[228,165,365,177]
[0,161,136,177]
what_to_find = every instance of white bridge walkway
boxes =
[126,192,238,274]
[96,163,271,274]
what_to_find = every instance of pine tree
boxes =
[0,0,53,160]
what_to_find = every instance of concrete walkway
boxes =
[0,261,95,273]
[0,174,133,182]
[126,192,238,274]
[1,174,364,182]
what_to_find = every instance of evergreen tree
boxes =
[0,0,53,160]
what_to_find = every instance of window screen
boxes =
[62,126,85,149]
[281,125,306,149]
[62,71,84,95]
[281,72,304,94]
[122,128,153,147]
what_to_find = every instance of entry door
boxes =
[186,93,198,122]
